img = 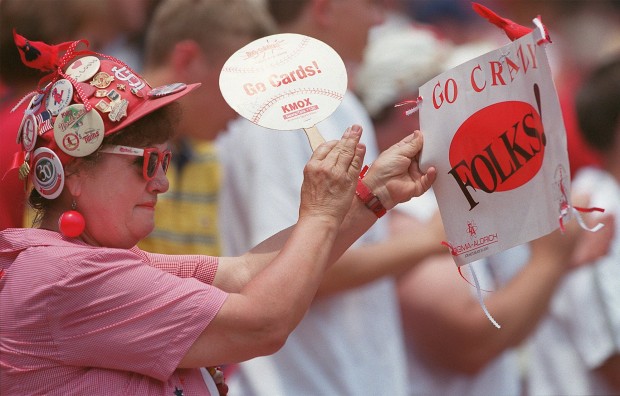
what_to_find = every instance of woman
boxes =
[0,36,435,394]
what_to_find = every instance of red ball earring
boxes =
[58,200,85,238]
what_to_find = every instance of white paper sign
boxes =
[419,26,570,266]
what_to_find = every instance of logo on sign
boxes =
[448,85,546,210]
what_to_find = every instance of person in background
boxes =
[525,54,620,396]
[355,20,615,396]
[0,32,436,394]
[219,1,445,394]
[63,0,161,71]
[0,0,81,230]
[490,0,618,177]
[137,0,276,256]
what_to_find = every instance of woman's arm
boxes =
[181,126,363,367]
[183,127,435,367]
[213,129,436,293]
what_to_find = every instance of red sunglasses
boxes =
[99,145,172,181]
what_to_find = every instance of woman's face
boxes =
[75,142,170,249]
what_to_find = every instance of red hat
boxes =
[11,32,200,199]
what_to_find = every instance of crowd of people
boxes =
[1,0,618,395]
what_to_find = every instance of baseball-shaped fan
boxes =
[219,33,348,151]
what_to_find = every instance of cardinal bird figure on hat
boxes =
[13,29,74,72]
[11,30,92,112]
[472,2,551,43]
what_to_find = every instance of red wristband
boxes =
[355,167,386,218]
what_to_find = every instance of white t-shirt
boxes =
[217,92,409,395]
[406,256,525,395]
[405,279,522,395]
[396,194,524,396]
[525,167,620,395]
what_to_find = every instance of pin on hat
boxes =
[65,56,101,82]
[45,79,74,116]
[31,147,65,199]
[53,104,105,157]
[20,113,38,152]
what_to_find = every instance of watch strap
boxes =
[355,178,386,218]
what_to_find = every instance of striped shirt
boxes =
[139,139,221,256]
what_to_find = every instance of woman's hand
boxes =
[362,130,436,209]
[299,125,366,223]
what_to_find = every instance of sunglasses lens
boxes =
[146,151,159,179]
[162,152,171,174]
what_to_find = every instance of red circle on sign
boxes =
[449,101,546,193]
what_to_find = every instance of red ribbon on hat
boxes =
[2,151,25,182]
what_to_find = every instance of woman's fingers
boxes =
[300,125,365,221]
[310,125,364,177]
[312,140,339,161]
[334,125,364,180]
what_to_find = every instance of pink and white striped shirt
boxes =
[0,228,228,395]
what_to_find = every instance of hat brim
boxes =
[104,82,202,136]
